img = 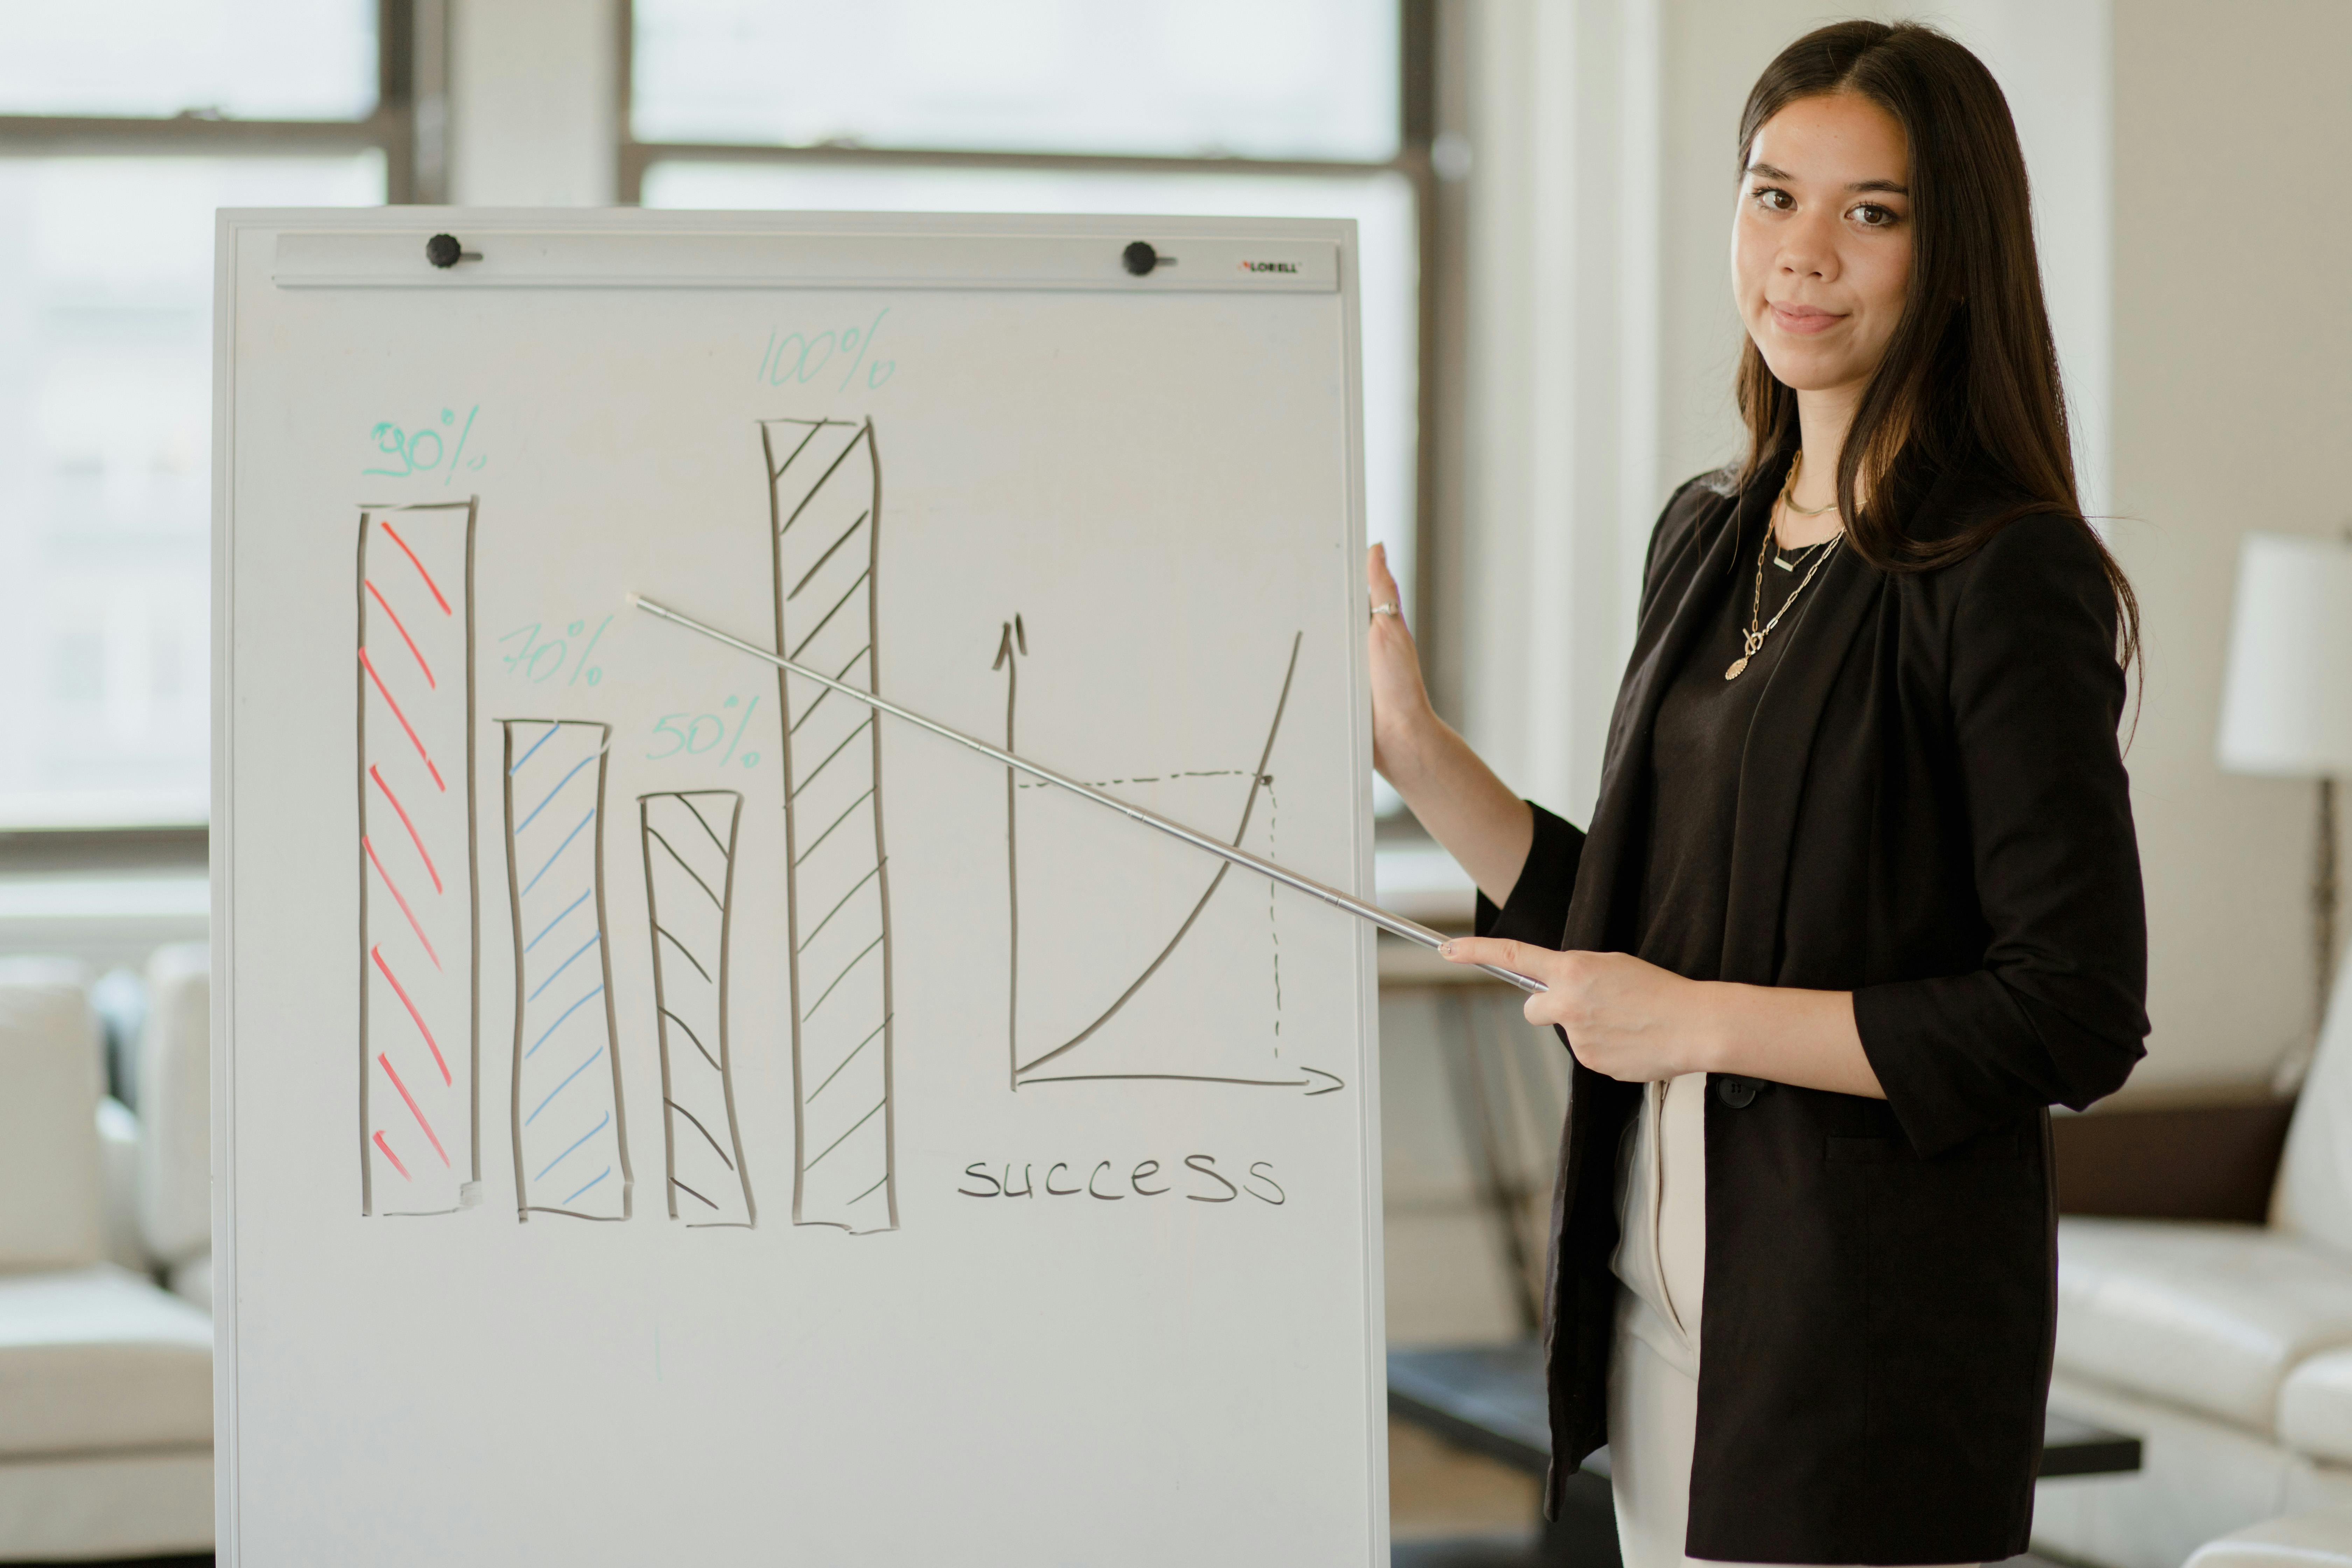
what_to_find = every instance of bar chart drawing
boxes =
[503,719,632,1222]
[761,416,896,1235]
[357,500,479,1216]
[640,790,754,1227]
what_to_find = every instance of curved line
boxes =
[808,1017,887,1102]
[376,1052,450,1165]
[796,862,881,954]
[378,520,451,614]
[664,1098,735,1170]
[653,923,712,983]
[671,1175,720,1211]
[792,785,874,868]
[786,647,872,736]
[522,808,596,896]
[646,827,723,909]
[528,931,602,1001]
[804,932,882,1020]
[788,714,871,800]
[370,765,442,893]
[359,646,444,791]
[1014,632,1303,1078]
[526,983,606,1060]
[777,423,866,534]
[804,1096,885,1171]
[517,752,596,834]
[525,887,593,952]
[372,1130,412,1181]
[371,946,450,1085]
[534,1111,611,1182]
[788,510,869,601]
[527,1044,606,1125]
[676,794,730,856]
[662,1008,721,1072]
[363,835,440,970]
[364,579,436,687]
[560,1167,611,1206]
[788,567,870,661]
[508,721,559,776]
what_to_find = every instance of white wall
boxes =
[2105,0,2352,1095]
[1454,0,1661,824]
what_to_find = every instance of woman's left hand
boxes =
[1439,938,1713,1084]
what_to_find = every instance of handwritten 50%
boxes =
[648,695,762,767]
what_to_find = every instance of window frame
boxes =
[0,0,436,865]
[0,0,441,199]
[615,0,1451,770]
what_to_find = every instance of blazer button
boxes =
[1716,1076,1760,1108]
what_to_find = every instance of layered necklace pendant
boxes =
[1727,454,1844,681]
[1724,628,1766,682]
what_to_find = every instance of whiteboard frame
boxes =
[210,206,1386,1564]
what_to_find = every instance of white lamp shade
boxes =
[2218,532,2352,777]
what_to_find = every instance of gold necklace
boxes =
[1726,509,1843,681]
[1781,451,1837,517]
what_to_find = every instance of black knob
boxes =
[425,233,463,269]
[1121,240,1159,277]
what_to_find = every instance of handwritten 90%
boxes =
[367,405,486,482]
[497,617,608,686]
[758,308,895,391]
[649,694,763,768]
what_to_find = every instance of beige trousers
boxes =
[1606,1076,1976,1568]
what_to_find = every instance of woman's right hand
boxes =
[1367,543,1435,787]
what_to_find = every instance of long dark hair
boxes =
[1734,20,2138,666]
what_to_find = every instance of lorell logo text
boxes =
[1236,259,1300,274]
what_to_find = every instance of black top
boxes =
[1473,453,2148,1563]
[1636,518,1838,981]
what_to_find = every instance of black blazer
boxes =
[1481,455,2148,1563]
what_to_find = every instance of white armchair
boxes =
[2036,954,2352,1568]
[0,959,212,1561]
[137,944,212,1310]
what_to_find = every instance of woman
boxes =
[1369,21,2147,1567]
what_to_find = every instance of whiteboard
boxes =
[211,210,1385,1566]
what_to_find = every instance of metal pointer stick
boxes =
[627,593,1547,995]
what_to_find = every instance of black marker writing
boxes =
[1185,1154,1239,1203]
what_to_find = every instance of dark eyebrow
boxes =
[1744,161,1910,197]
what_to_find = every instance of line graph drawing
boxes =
[640,790,754,1227]
[502,719,632,1222]
[761,416,896,1235]
[357,500,479,1216]
[999,621,1342,1094]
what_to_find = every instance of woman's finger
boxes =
[1368,544,1404,624]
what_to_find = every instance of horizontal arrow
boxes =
[1016,1066,1344,1096]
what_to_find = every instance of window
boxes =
[0,1,408,830]
[624,0,1430,813]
